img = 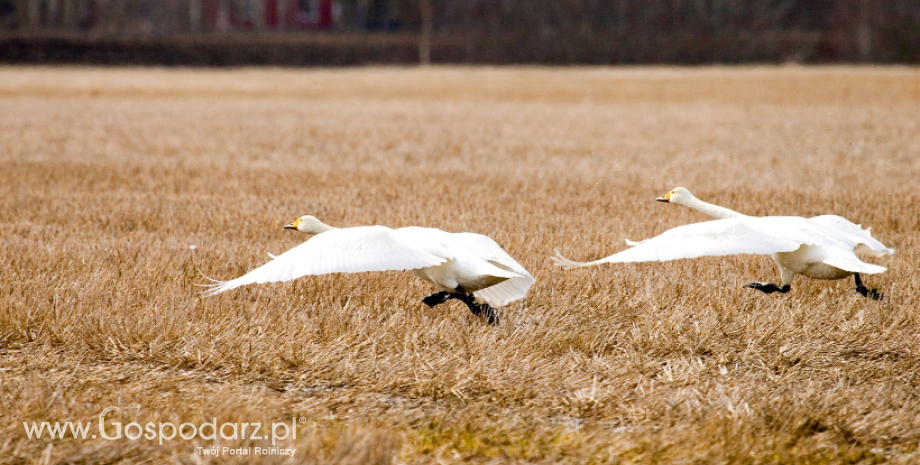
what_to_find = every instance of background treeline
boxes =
[1,0,919,65]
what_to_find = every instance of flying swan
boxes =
[553,187,893,299]
[204,215,535,324]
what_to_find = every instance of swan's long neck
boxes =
[310,223,338,234]
[679,196,746,219]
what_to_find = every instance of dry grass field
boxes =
[2,65,920,464]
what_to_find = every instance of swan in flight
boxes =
[204,215,534,324]
[554,187,893,299]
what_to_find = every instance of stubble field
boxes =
[1,66,920,464]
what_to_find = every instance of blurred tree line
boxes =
[1,0,918,64]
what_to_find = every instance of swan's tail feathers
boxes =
[624,238,647,247]
[551,249,602,269]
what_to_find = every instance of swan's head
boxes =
[656,187,695,205]
[284,215,335,234]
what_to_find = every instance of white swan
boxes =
[204,215,535,323]
[554,187,893,299]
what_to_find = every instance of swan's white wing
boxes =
[553,218,812,268]
[472,276,535,306]
[807,215,894,257]
[204,226,448,296]
[446,232,535,306]
[450,233,532,276]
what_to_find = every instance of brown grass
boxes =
[1,65,920,464]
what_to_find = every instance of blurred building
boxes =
[1,0,918,64]
[0,0,407,33]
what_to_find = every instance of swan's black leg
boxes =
[854,273,883,300]
[746,282,791,294]
[454,287,499,325]
[423,287,499,324]
[422,291,452,308]
[471,301,499,325]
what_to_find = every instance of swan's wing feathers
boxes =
[807,215,894,256]
[447,232,534,305]
[473,273,536,306]
[554,219,811,268]
[287,226,448,272]
[607,219,815,263]
[820,250,888,275]
[450,232,532,277]
[204,226,448,296]
[551,249,603,269]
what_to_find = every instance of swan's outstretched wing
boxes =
[450,232,535,306]
[807,215,894,257]
[204,226,448,296]
[553,218,813,269]
[450,233,532,277]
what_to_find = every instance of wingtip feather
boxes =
[551,249,593,269]
[195,270,234,297]
[197,280,229,297]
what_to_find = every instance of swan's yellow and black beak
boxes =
[656,191,673,203]
[283,218,301,230]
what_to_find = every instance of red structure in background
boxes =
[203,0,233,32]
[317,0,333,30]
[197,0,335,31]
[264,0,279,29]
[203,0,218,28]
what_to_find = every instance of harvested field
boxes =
[2,65,920,464]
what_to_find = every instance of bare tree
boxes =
[418,0,432,64]
[858,0,871,61]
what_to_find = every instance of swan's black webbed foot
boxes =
[471,302,499,325]
[746,282,791,294]
[854,273,883,300]
[859,288,883,300]
[454,287,499,325]
[422,291,452,307]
